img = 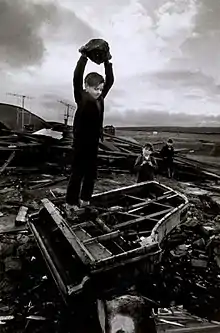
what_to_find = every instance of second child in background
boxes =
[160,138,175,178]
[134,143,157,182]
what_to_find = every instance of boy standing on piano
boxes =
[65,39,114,216]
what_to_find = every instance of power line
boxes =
[7,93,34,130]
[58,100,75,126]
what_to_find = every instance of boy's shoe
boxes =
[80,200,90,208]
[65,203,80,219]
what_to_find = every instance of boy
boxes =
[134,143,157,182]
[65,44,114,216]
[160,138,174,178]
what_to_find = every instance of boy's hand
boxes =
[78,46,87,58]
[104,51,112,62]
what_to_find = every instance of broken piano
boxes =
[28,181,189,306]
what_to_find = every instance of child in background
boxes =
[134,143,157,182]
[160,138,174,178]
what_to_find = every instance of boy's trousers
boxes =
[66,143,98,205]
[163,159,174,178]
[137,172,154,183]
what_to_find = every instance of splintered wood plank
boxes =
[74,228,91,242]
[165,325,220,333]
[126,230,151,237]
[94,218,126,253]
[116,212,142,219]
[0,151,16,174]
[41,198,95,264]
[95,217,112,233]
[70,221,95,230]
[152,202,173,209]
[127,192,174,211]
[100,212,141,220]
[83,231,120,244]
[85,241,112,261]
[123,194,148,202]
[113,208,172,230]
[71,223,113,260]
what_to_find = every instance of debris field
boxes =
[0,127,220,332]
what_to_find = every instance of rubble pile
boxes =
[0,127,219,182]
[0,173,137,333]
[0,126,220,332]
[0,233,66,333]
[156,196,220,320]
[0,128,142,175]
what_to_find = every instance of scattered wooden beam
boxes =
[15,206,28,226]
[41,199,95,265]
[112,209,172,230]
[166,324,220,333]
[83,231,121,244]
[0,151,16,174]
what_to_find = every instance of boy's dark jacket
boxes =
[134,154,157,181]
[160,144,174,161]
[73,55,114,148]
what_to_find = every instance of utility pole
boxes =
[58,100,75,126]
[7,93,33,130]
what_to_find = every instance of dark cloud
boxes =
[140,70,220,96]
[194,0,220,34]
[0,0,69,67]
[0,0,97,68]
[173,0,220,80]
[0,0,47,67]
[41,93,75,111]
[42,5,99,45]
[42,87,121,113]
[36,97,75,123]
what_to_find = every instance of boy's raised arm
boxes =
[99,109,104,142]
[73,55,88,104]
[102,60,114,98]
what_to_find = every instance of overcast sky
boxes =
[0,0,219,126]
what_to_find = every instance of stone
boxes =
[193,238,206,249]
[16,242,33,257]
[15,206,28,226]
[16,234,30,244]
[191,258,208,268]
[0,243,16,259]
[4,256,22,273]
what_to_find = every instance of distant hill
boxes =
[116,126,220,134]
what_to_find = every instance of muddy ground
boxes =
[0,130,220,333]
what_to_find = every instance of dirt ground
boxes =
[0,129,220,333]
[117,129,220,145]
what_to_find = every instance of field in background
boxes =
[116,128,220,167]
[116,126,220,134]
